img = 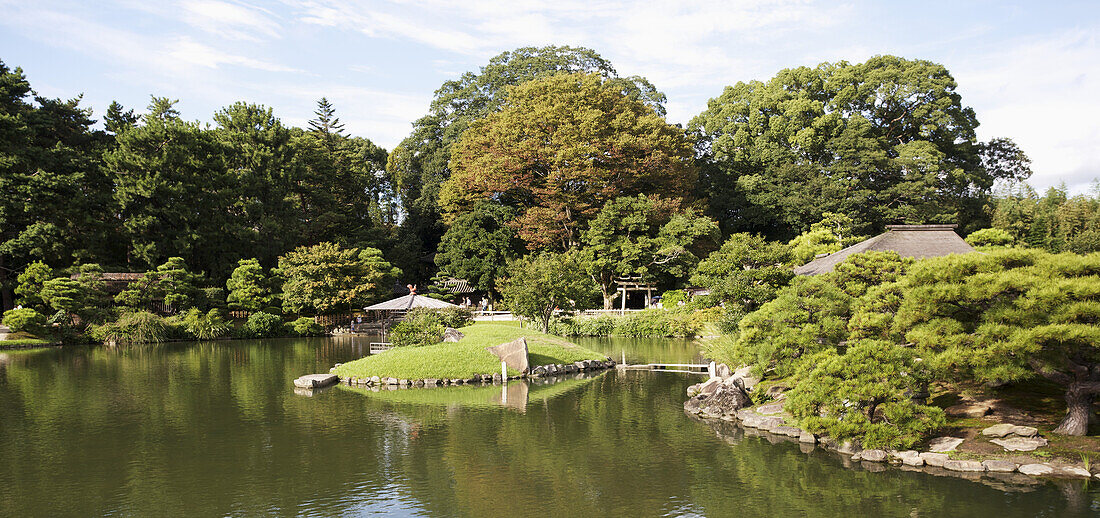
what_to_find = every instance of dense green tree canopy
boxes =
[689,233,792,314]
[690,55,1029,238]
[581,195,719,309]
[499,251,596,333]
[441,73,695,249]
[434,203,521,296]
[226,259,276,313]
[387,46,666,281]
[854,249,1100,435]
[277,242,400,315]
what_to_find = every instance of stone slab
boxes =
[861,449,887,462]
[981,423,1017,438]
[1061,466,1092,478]
[486,337,530,374]
[991,436,1048,452]
[928,437,964,453]
[294,373,338,389]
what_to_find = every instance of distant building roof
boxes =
[794,224,975,276]
[363,294,458,311]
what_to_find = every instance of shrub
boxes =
[291,317,324,337]
[436,306,474,328]
[659,289,689,308]
[965,227,1014,247]
[786,339,945,449]
[246,312,285,338]
[181,308,230,340]
[389,308,446,347]
[3,308,47,334]
[91,311,170,345]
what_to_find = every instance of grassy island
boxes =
[333,323,607,380]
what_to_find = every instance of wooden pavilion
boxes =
[794,224,975,276]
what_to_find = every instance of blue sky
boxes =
[2,0,1098,191]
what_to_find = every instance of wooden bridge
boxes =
[615,351,715,375]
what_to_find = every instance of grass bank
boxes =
[0,337,53,349]
[333,323,608,380]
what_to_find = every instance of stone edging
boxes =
[684,369,1096,482]
[335,358,617,388]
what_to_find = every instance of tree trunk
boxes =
[602,288,614,310]
[541,313,551,334]
[1054,384,1094,436]
[0,255,11,312]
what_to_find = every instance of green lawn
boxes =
[0,337,52,348]
[333,323,608,380]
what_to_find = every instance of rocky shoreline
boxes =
[334,358,617,388]
[684,365,1096,482]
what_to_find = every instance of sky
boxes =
[1,0,1098,192]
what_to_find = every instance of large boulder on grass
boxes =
[442,327,464,342]
[487,337,530,374]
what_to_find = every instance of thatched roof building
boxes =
[363,294,457,311]
[794,224,975,276]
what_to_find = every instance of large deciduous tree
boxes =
[441,73,695,249]
[388,46,666,281]
[690,55,1030,238]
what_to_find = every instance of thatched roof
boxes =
[363,294,458,311]
[794,224,975,276]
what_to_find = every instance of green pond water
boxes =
[1,335,1098,517]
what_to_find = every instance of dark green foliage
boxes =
[2,308,46,334]
[732,276,853,377]
[830,251,913,298]
[180,308,230,340]
[581,195,719,308]
[435,307,474,329]
[389,308,447,347]
[549,315,618,337]
[690,233,793,314]
[435,203,521,296]
[91,311,170,345]
[549,309,708,338]
[226,259,275,312]
[245,312,285,338]
[277,242,400,315]
[290,317,324,337]
[786,339,945,449]
[499,251,598,333]
[690,55,1023,238]
[14,261,53,312]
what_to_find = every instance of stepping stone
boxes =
[757,402,785,415]
[293,373,338,389]
[928,437,964,452]
[1010,425,1038,437]
[1018,464,1054,476]
[981,423,1018,438]
[773,426,802,437]
[991,436,1048,452]
[798,431,816,444]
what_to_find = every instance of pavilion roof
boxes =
[793,224,975,276]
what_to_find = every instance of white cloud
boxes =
[179,0,283,41]
[167,37,301,72]
[955,28,1100,192]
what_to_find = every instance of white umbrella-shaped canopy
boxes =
[363,294,458,311]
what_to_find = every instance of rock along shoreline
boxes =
[684,364,1097,484]
[328,357,617,389]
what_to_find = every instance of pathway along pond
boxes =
[1,336,1098,517]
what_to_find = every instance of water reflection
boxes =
[0,338,1097,516]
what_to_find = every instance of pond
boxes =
[0,336,1097,516]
